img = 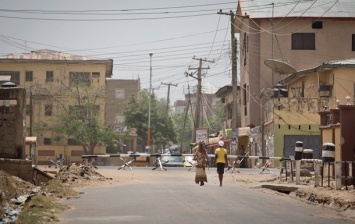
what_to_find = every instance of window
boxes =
[312,21,322,29]
[92,72,100,78]
[45,104,52,116]
[68,139,80,145]
[44,138,52,145]
[46,71,54,82]
[0,71,20,85]
[352,34,355,51]
[291,33,315,50]
[26,104,32,116]
[69,105,99,117]
[69,72,90,86]
[243,84,247,116]
[318,84,333,97]
[26,71,33,82]
[243,33,247,66]
[115,89,125,98]
[115,115,124,123]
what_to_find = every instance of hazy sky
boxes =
[0,0,237,105]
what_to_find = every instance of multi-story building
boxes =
[0,49,113,165]
[173,100,187,114]
[105,79,140,153]
[236,0,355,157]
[264,59,355,162]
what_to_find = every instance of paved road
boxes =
[59,167,351,224]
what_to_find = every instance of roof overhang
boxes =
[238,127,250,137]
[26,136,37,144]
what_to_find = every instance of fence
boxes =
[278,158,355,190]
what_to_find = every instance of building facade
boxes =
[235,0,355,160]
[0,49,113,165]
[236,0,355,128]
[263,59,355,162]
[105,79,140,153]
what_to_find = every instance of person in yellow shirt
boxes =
[215,141,228,187]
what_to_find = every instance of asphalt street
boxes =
[59,167,351,224]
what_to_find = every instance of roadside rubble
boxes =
[243,171,355,218]
[0,163,112,223]
[0,170,39,224]
[55,163,112,186]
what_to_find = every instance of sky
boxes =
[0,0,237,106]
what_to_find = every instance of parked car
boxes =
[160,155,184,167]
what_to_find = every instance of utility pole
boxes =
[30,85,33,136]
[161,82,178,113]
[186,57,214,143]
[218,10,238,131]
[147,53,153,151]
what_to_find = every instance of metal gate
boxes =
[284,135,321,159]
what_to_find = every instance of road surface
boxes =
[59,167,351,224]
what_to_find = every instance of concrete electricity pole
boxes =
[218,10,238,130]
[161,82,178,113]
[147,53,153,151]
[186,57,214,143]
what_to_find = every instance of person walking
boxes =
[193,141,208,186]
[215,140,228,187]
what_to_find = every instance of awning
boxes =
[238,127,250,137]
[26,136,37,144]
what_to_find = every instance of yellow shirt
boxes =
[215,147,227,163]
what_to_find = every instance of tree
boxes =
[171,112,193,153]
[36,75,116,155]
[123,90,177,151]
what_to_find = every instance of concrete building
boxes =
[236,0,355,129]
[0,85,26,159]
[263,59,355,163]
[173,100,187,114]
[0,49,113,165]
[105,79,140,153]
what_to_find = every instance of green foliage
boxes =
[171,112,193,152]
[123,90,177,150]
[51,82,116,155]
[34,122,48,137]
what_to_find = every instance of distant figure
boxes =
[215,141,228,187]
[193,141,208,186]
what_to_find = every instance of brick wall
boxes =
[0,158,33,182]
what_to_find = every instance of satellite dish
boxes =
[264,59,297,74]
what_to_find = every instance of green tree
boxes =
[171,112,193,153]
[123,90,177,151]
[45,75,116,155]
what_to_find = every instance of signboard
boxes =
[226,129,232,139]
[195,128,209,144]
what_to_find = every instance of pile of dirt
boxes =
[55,164,112,187]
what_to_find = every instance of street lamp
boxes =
[147,53,153,151]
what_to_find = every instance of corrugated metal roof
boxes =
[0,49,107,61]
[325,58,355,66]
[239,0,355,19]
[282,58,355,84]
